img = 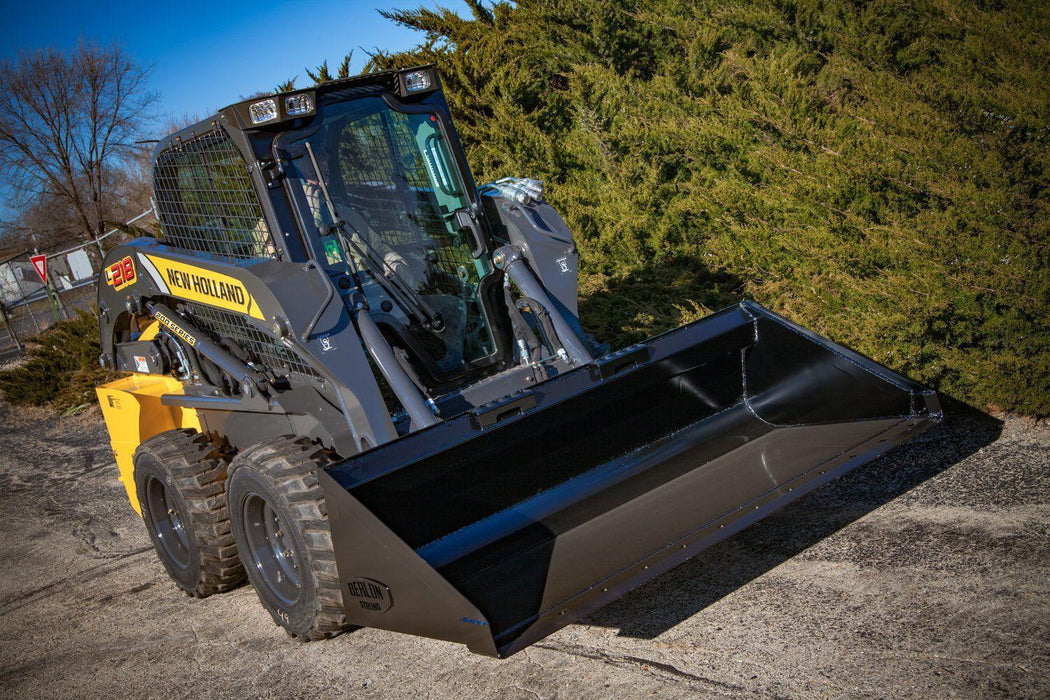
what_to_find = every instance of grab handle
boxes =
[469,391,537,430]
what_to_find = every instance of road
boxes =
[0,399,1046,698]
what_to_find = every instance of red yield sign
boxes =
[30,254,47,284]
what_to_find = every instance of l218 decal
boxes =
[106,256,136,291]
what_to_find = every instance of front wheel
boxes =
[227,437,350,641]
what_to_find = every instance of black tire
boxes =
[133,429,246,597]
[226,437,350,641]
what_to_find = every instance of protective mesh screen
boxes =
[153,130,277,262]
[183,303,319,379]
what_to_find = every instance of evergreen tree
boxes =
[306,52,353,84]
[340,0,1049,415]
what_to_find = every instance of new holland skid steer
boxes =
[95,66,941,657]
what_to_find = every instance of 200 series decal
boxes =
[152,310,197,347]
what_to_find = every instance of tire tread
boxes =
[135,429,245,597]
[228,437,350,641]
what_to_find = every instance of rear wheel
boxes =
[133,429,245,597]
[227,437,350,641]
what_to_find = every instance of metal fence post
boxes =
[42,282,62,323]
[55,282,71,320]
[0,302,21,352]
[11,268,42,335]
[24,300,42,334]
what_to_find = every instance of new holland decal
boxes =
[143,255,264,319]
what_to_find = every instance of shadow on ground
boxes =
[582,396,1001,639]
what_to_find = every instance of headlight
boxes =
[248,99,278,124]
[398,68,441,98]
[402,69,433,94]
[285,93,314,117]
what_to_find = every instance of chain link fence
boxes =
[0,211,156,361]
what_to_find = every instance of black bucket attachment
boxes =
[318,301,941,657]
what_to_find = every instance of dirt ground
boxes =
[0,398,1046,698]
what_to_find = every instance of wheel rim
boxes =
[242,493,301,605]
[144,475,191,569]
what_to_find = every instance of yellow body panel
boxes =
[138,320,161,341]
[95,374,201,515]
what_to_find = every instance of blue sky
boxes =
[0,0,470,133]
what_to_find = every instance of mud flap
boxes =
[318,301,942,657]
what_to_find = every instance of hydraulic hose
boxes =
[504,285,541,363]
[148,302,264,397]
[516,297,559,361]
[494,245,593,365]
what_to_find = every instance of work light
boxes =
[285,93,314,117]
[249,99,279,124]
[402,69,433,94]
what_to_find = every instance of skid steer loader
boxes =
[95,66,941,657]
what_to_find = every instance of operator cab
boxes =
[256,70,509,393]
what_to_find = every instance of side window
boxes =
[153,130,277,262]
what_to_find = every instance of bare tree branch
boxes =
[0,41,155,245]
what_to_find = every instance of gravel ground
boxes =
[0,399,1046,698]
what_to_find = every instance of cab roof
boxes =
[152,65,439,160]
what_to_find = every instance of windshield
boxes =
[285,97,497,379]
